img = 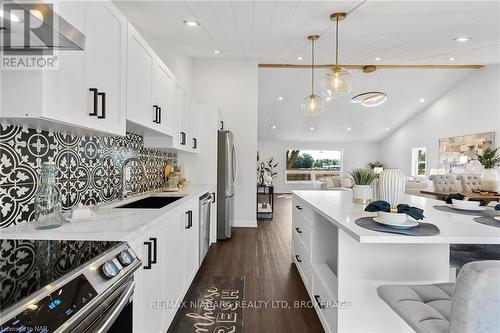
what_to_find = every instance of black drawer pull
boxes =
[143,241,152,269]
[97,92,106,119]
[314,295,325,309]
[180,132,186,145]
[158,106,161,124]
[295,227,302,234]
[295,205,302,210]
[295,254,302,263]
[192,138,197,149]
[211,192,216,203]
[89,88,98,116]
[220,120,224,130]
[150,237,157,264]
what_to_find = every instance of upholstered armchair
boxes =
[457,175,481,192]
[430,175,461,192]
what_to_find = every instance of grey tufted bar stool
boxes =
[457,175,482,192]
[377,261,500,333]
[430,175,461,192]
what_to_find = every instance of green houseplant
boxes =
[477,147,500,192]
[348,168,378,204]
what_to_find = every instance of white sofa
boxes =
[319,176,354,190]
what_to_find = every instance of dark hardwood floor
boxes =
[193,194,324,333]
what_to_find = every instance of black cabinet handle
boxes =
[220,120,224,130]
[97,92,106,119]
[314,295,325,309]
[295,254,302,263]
[192,138,197,149]
[295,205,302,210]
[153,105,158,123]
[180,132,186,145]
[295,227,302,234]
[143,241,152,269]
[89,88,98,116]
[158,107,162,124]
[185,210,193,229]
[150,237,157,264]
[211,192,216,203]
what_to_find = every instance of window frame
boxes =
[411,147,427,177]
[284,148,344,184]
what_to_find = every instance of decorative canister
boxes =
[34,162,63,229]
[378,168,406,207]
[481,168,499,192]
[352,185,373,205]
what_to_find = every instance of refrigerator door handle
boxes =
[232,143,238,187]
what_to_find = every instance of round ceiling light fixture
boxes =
[351,92,388,107]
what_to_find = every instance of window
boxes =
[285,149,343,183]
[411,147,427,176]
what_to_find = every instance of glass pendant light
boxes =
[322,12,352,96]
[301,35,325,117]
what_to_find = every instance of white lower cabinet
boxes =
[130,197,203,332]
[292,196,339,333]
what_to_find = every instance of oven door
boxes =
[71,279,135,333]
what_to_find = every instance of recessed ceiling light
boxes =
[272,125,276,129]
[347,127,352,131]
[374,57,381,61]
[310,127,315,131]
[297,56,303,61]
[184,20,199,27]
[326,96,331,102]
[213,50,220,54]
[419,98,425,103]
[386,127,390,131]
[454,37,471,42]
[448,57,456,61]
[278,96,283,101]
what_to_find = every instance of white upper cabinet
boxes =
[1,1,127,136]
[152,59,174,136]
[188,101,200,152]
[126,24,155,130]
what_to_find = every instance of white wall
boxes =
[258,141,380,193]
[193,58,258,227]
[379,65,500,176]
[137,28,193,94]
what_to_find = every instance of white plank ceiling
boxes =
[115,1,500,142]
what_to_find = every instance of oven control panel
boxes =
[0,275,97,333]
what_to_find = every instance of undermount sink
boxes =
[114,196,184,209]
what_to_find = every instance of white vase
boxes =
[352,185,373,205]
[481,168,499,192]
[379,168,406,207]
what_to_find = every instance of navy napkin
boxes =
[496,204,500,211]
[444,193,487,206]
[365,200,425,220]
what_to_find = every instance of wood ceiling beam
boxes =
[258,64,484,70]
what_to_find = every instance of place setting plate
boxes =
[355,212,440,236]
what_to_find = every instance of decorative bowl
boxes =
[451,199,481,210]
[377,211,408,224]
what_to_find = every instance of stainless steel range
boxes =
[0,240,141,333]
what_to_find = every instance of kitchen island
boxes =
[291,190,500,333]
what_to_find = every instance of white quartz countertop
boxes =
[292,190,500,244]
[0,185,215,242]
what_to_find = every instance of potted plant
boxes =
[477,147,500,192]
[349,168,378,204]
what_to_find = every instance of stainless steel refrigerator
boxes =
[217,130,237,239]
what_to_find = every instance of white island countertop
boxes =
[0,185,215,242]
[293,190,500,244]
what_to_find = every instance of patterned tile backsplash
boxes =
[0,124,177,229]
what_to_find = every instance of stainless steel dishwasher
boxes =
[199,192,212,262]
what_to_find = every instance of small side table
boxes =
[257,184,274,219]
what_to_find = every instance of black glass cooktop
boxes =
[0,239,119,311]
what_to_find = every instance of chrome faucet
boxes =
[121,157,146,200]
